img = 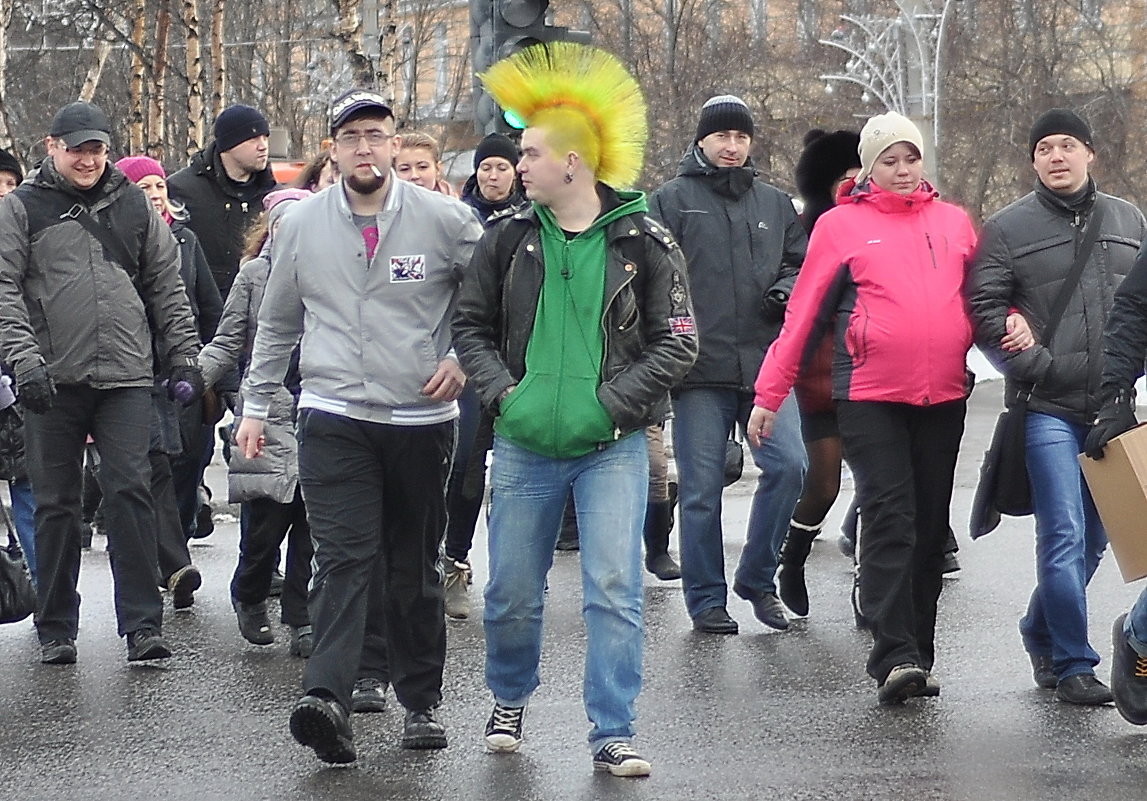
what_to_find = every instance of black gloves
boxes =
[1084,388,1138,460]
[167,357,205,406]
[761,289,789,324]
[17,364,55,413]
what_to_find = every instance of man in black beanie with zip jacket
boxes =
[967,108,1147,706]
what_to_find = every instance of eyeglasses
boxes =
[334,130,392,147]
[63,142,108,157]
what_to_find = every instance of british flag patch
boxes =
[669,316,696,336]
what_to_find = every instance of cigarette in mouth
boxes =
[370,164,383,178]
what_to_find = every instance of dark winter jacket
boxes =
[452,185,699,436]
[167,142,278,298]
[172,220,223,344]
[460,174,527,227]
[967,179,1147,424]
[0,158,200,388]
[648,146,807,392]
[1100,245,1147,396]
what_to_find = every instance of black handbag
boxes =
[723,427,744,487]
[970,203,1105,539]
[0,505,35,624]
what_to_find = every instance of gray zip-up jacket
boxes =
[242,176,483,425]
[0,158,200,387]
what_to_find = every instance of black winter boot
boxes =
[777,520,818,617]
[643,500,680,580]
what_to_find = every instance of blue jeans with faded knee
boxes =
[1020,412,1106,680]
[484,433,647,748]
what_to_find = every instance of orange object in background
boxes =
[271,160,305,185]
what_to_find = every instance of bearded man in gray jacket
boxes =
[235,89,482,763]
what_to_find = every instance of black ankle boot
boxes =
[777,523,818,616]
[643,500,680,580]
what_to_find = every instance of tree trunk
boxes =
[148,0,172,159]
[377,0,396,103]
[128,0,147,153]
[330,0,376,88]
[210,0,227,118]
[79,36,115,103]
[183,0,206,157]
[0,0,14,151]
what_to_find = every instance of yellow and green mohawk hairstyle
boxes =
[479,42,648,188]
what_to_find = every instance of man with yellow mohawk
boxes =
[453,42,698,777]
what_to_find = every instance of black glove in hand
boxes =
[1084,389,1138,460]
[761,289,789,324]
[167,358,205,406]
[17,364,55,413]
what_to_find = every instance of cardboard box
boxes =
[1079,424,1147,582]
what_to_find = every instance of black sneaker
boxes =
[351,677,388,713]
[484,702,525,753]
[127,629,171,661]
[1111,613,1147,725]
[290,694,356,764]
[401,708,447,749]
[1027,652,1057,689]
[592,741,651,777]
[1055,673,1113,706]
[233,599,274,645]
[878,664,926,705]
[41,639,77,665]
[289,625,313,659]
[168,565,201,610]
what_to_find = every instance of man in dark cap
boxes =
[167,103,279,539]
[649,94,808,636]
[967,108,1147,706]
[0,100,203,665]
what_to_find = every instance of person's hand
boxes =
[167,357,205,405]
[235,416,266,460]
[421,359,466,402]
[17,364,55,413]
[1084,388,1138,459]
[761,289,789,324]
[747,405,776,448]
[1001,312,1035,352]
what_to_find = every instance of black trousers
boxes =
[444,387,492,564]
[837,399,965,683]
[151,452,192,585]
[297,409,453,714]
[24,386,162,641]
[230,489,312,626]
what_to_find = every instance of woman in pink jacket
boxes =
[748,112,978,705]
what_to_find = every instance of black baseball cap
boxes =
[329,89,393,133]
[50,102,111,148]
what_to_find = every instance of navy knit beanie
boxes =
[214,105,270,153]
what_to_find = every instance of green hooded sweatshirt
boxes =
[495,190,648,458]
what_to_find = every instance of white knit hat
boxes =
[856,111,925,184]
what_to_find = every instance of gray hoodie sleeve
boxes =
[241,224,304,420]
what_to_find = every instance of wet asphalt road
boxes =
[4,380,1147,801]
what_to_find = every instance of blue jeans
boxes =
[672,388,806,617]
[1128,588,1147,657]
[1020,412,1105,679]
[484,433,647,748]
[8,477,37,586]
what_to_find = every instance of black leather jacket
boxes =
[452,190,699,434]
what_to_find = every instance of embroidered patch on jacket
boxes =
[390,255,426,282]
[669,316,696,336]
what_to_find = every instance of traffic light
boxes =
[470,0,590,135]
